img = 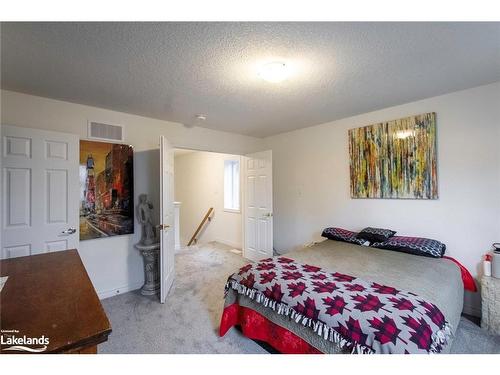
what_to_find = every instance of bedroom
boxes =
[1,2,499,373]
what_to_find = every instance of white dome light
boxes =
[258,62,289,83]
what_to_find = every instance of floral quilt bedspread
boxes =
[225,256,452,354]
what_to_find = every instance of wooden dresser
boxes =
[0,249,111,354]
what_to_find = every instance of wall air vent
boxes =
[87,121,124,142]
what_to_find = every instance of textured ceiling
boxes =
[1,22,499,137]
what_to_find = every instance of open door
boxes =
[159,135,175,303]
[243,150,273,262]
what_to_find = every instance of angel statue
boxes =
[136,194,156,245]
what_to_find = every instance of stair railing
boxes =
[187,207,214,246]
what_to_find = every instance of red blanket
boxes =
[220,303,321,354]
[443,256,477,292]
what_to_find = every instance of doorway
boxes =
[173,149,243,256]
[159,146,273,301]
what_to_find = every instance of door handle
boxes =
[61,227,76,235]
[262,213,273,218]
[157,224,171,230]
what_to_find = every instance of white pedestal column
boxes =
[174,201,181,251]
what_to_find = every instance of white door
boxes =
[1,125,79,259]
[159,135,175,303]
[243,150,273,262]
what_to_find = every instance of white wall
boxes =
[174,151,242,248]
[265,82,500,316]
[3,83,499,315]
[0,90,264,298]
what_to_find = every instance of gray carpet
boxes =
[100,242,500,354]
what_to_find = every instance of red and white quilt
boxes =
[225,256,452,354]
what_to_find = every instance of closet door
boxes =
[1,125,79,258]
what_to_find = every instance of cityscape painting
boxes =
[79,140,134,240]
[349,112,438,199]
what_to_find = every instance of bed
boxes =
[220,239,464,354]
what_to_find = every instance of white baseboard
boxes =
[214,238,242,249]
[98,281,143,300]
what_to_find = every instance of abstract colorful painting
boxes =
[349,112,437,199]
[79,140,134,240]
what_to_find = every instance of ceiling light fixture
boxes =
[258,62,289,83]
[195,114,207,121]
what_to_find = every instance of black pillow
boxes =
[371,236,446,258]
[356,227,396,243]
[321,227,366,245]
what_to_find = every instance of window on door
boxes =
[224,159,240,212]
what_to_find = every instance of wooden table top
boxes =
[0,249,111,353]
